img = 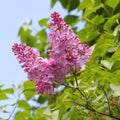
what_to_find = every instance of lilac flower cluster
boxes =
[12,43,55,94]
[49,12,91,79]
[12,12,91,94]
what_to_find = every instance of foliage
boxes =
[1,0,120,119]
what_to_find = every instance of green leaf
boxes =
[18,23,38,48]
[101,60,113,70]
[23,80,36,100]
[78,0,92,11]
[24,80,35,90]
[77,27,100,42]
[37,95,47,104]
[106,0,120,9]
[43,107,51,116]
[51,0,58,8]
[43,107,52,120]
[0,85,4,89]
[36,29,47,52]
[112,70,120,84]
[58,102,72,120]
[113,25,119,36]
[104,13,120,31]
[14,110,30,120]
[68,0,80,12]
[2,88,14,94]
[110,83,120,96]
[0,88,14,100]
[110,47,120,62]
[93,94,104,103]
[35,107,52,120]
[59,0,79,12]
[18,23,31,43]
[39,18,49,28]
[78,0,101,17]
[59,0,68,10]
[92,34,115,58]
[111,60,120,72]
[84,6,101,18]
[18,100,30,109]
[64,15,79,26]
[91,15,105,25]
[70,108,79,120]
[35,107,46,119]
[36,29,47,42]
[52,110,59,120]
[26,35,37,48]
[84,81,98,92]
[0,92,8,100]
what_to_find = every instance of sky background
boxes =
[0,0,67,88]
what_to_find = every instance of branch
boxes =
[100,85,112,115]
[7,92,21,120]
[73,102,120,120]
[73,72,87,99]
[61,83,75,89]
[7,102,18,120]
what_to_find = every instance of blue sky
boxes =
[0,0,67,88]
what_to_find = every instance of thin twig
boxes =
[7,93,21,120]
[73,73,79,87]
[100,85,112,115]
[73,72,86,99]
[73,101,120,120]
[7,102,18,120]
[61,83,75,89]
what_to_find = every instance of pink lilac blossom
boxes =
[32,59,55,94]
[12,43,54,94]
[49,11,91,76]
[36,80,54,94]
[12,11,91,95]
[12,43,40,73]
